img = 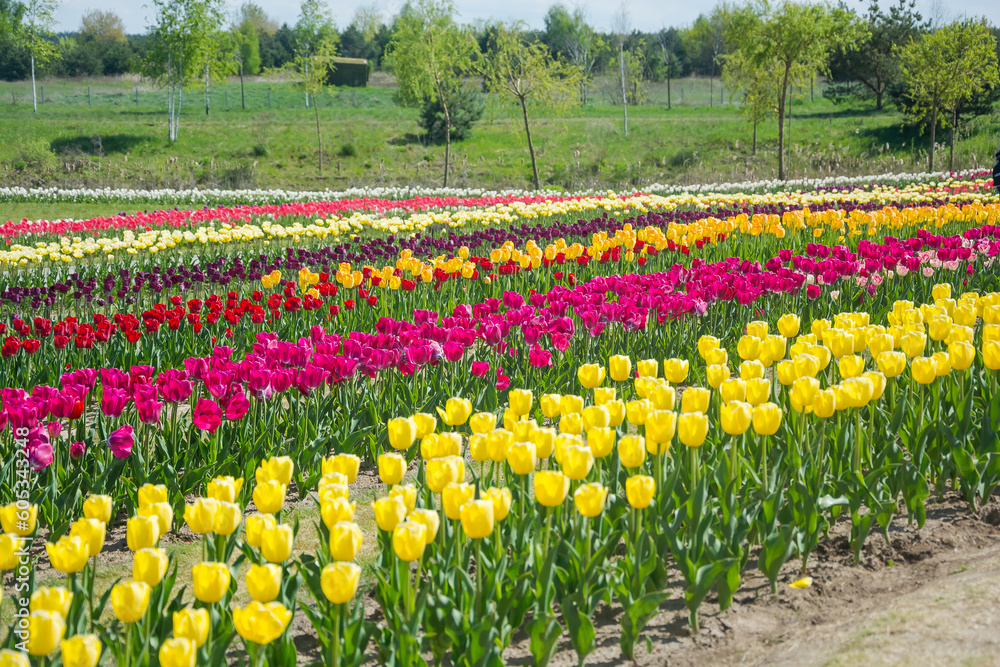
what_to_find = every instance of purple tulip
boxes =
[108,425,134,459]
[70,441,86,461]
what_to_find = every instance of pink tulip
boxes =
[108,425,134,459]
[192,399,223,433]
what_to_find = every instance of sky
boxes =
[53,0,1000,35]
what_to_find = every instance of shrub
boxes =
[13,138,58,173]
[419,86,484,144]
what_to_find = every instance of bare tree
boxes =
[612,1,630,136]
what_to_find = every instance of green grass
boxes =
[1,75,999,225]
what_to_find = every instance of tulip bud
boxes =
[329,521,363,561]
[752,403,782,436]
[678,412,709,447]
[626,474,656,509]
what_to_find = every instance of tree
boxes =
[384,0,477,187]
[897,19,999,171]
[722,49,782,154]
[294,0,338,109]
[232,20,260,109]
[479,22,580,190]
[828,0,926,110]
[233,1,278,35]
[543,4,604,104]
[19,0,59,113]
[726,1,861,179]
[656,27,684,108]
[612,2,630,135]
[79,9,126,42]
[684,6,728,106]
[146,0,226,141]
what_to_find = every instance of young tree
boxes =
[79,9,126,42]
[479,22,580,190]
[726,0,861,179]
[232,20,261,109]
[685,6,728,107]
[19,0,58,113]
[722,50,783,155]
[543,4,603,104]
[612,2,630,136]
[384,0,477,187]
[828,0,926,110]
[146,0,226,141]
[294,0,338,109]
[897,19,999,171]
[234,1,278,35]
[657,27,683,109]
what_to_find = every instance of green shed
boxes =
[327,58,369,87]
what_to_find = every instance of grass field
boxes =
[1,74,998,223]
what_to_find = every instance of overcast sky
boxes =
[53,0,1000,34]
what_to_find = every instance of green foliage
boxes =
[12,136,56,171]
[419,85,483,144]
[238,21,261,75]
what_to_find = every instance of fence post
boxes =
[720,85,723,105]
[680,87,683,104]
[40,85,43,104]
[135,86,139,106]
[88,86,91,106]
[268,88,271,109]
[225,90,228,108]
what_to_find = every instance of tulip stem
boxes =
[474,537,483,616]
[331,603,341,667]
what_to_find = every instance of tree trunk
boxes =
[240,65,245,110]
[752,119,757,156]
[314,99,323,175]
[305,61,310,109]
[667,73,671,110]
[787,84,792,177]
[619,45,628,137]
[948,107,957,172]
[442,103,451,188]
[777,63,789,180]
[167,52,174,142]
[928,103,936,171]
[875,89,883,111]
[30,51,36,113]
[205,65,210,116]
[520,96,540,191]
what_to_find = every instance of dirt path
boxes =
[506,495,1000,666]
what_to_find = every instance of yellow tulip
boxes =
[26,610,65,656]
[245,513,276,549]
[393,521,428,561]
[213,501,242,536]
[561,445,594,480]
[593,387,616,405]
[574,482,608,518]
[460,499,495,538]
[60,634,102,667]
[813,388,837,418]
[232,601,292,645]
[900,331,926,358]
[540,393,562,418]
[82,495,113,524]
[531,427,556,459]
[706,364,730,389]
[863,371,886,401]
[534,470,570,507]
[372,495,408,532]
[321,561,361,604]
[928,316,952,342]
[257,457,294,486]
[46,535,89,573]
[184,497,219,535]
[387,417,418,450]
[618,434,647,468]
[984,341,1000,370]
[948,341,975,371]
[747,321,769,338]
[487,428,513,462]
[678,412,709,447]
[704,347,729,367]
[329,521,363,561]
[508,441,538,474]
[740,360,765,381]
[777,314,801,338]
[409,508,440,543]
[606,399,626,427]
[877,350,907,378]
[111,580,151,623]
[867,333,894,359]
[0,534,25,571]
[645,410,677,452]
[390,484,417,514]
[133,548,168,587]
[720,401,752,436]
[663,358,690,383]
[625,475,656,509]
[469,412,497,435]
[435,476,473,516]
[436,397,473,426]
[207,476,244,503]
[260,524,294,563]
[577,364,606,389]
[560,394,584,416]
[378,452,406,486]
[752,403,782,436]
[648,383,676,411]
[158,638,197,667]
[587,427,617,458]
[412,412,437,439]
[192,562,230,604]
[737,335,761,360]
[932,351,952,376]
[137,484,168,509]
[484,487,512,522]
[746,378,770,406]
[69,517,106,558]
[559,412,583,435]
[681,387,710,414]
[697,335,721,359]
[609,355,632,382]
[426,456,463,492]
[911,357,938,384]
[29,586,73,616]
[932,283,952,300]
[790,377,820,412]
[246,563,282,602]
[173,607,210,648]
[0,503,37,536]
[252,480,286,515]
[636,358,658,377]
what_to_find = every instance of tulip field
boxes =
[2,170,1000,666]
